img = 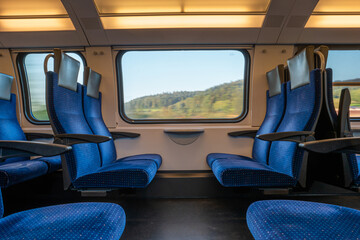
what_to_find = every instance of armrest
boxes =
[53,134,111,146]
[0,140,71,162]
[257,131,315,143]
[25,132,54,141]
[300,137,360,154]
[110,131,140,139]
[228,130,258,138]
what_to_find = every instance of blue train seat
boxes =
[46,51,160,190]
[0,73,61,187]
[0,123,126,239]
[247,200,360,240]
[83,67,162,168]
[207,64,287,187]
[208,46,322,188]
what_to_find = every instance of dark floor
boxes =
[3,172,360,240]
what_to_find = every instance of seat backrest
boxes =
[83,67,116,166]
[0,73,28,163]
[268,46,322,181]
[46,52,102,181]
[0,189,3,218]
[252,65,286,165]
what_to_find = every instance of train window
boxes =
[327,50,360,119]
[117,50,249,123]
[17,52,85,124]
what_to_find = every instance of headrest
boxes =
[315,45,329,68]
[287,46,315,90]
[83,67,102,99]
[266,64,284,97]
[0,73,14,101]
[58,53,80,91]
[44,49,80,92]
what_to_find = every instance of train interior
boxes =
[1,0,360,239]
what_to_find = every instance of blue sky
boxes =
[121,50,245,102]
[327,50,360,81]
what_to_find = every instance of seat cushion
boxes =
[207,153,253,168]
[247,200,360,240]
[0,202,125,240]
[211,159,297,187]
[35,155,62,173]
[74,160,158,189]
[116,154,162,169]
[0,161,48,188]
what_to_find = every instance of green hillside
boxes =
[125,80,244,119]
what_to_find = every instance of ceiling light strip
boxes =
[305,15,360,28]
[0,18,75,32]
[101,15,265,29]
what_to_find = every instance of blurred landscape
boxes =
[333,78,360,117]
[124,80,244,119]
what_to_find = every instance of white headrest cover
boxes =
[266,65,284,97]
[84,67,102,99]
[0,73,13,101]
[287,46,315,90]
[58,53,80,92]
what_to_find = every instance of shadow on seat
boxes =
[0,73,61,188]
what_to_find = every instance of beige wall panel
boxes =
[251,45,294,126]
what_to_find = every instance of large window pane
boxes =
[328,50,360,118]
[22,52,84,121]
[119,50,248,122]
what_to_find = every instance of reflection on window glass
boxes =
[120,50,247,121]
[24,53,84,121]
[328,50,360,118]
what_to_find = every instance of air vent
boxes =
[286,16,308,28]
[81,18,102,30]
[263,15,284,28]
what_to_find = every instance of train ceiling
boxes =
[0,0,360,47]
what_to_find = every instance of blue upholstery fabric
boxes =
[47,72,102,180]
[0,193,126,239]
[74,159,157,189]
[47,72,160,188]
[34,156,62,173]
[207,83,288,187]
[247,200,360,240]
[351,155,360,185]
[252,84,286,165]
[0,161,48,188]
[208,70,321,187]
[83,88,162,169]
[207,153,253,169]
[0,93,61,174]
[117,154,162,169]
[211,159,297,187]
[83,90,117,166]
[0,94,28,163]
[268,70,321,179]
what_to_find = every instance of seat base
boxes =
[247,200,360,240]
[73,158,159,189]
[209,156,297,187]
[0,202,125,240]
[0,161,48,188]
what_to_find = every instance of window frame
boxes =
[17,51,87,125]
[116,48,250,124]
[327,48,360,121]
